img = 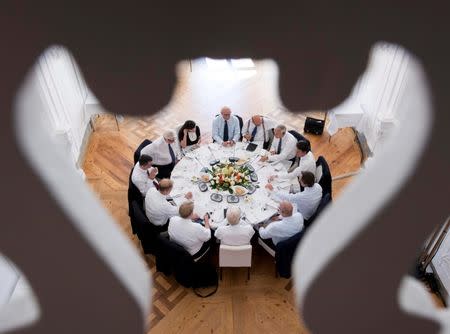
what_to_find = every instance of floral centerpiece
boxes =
[207,163,252,193]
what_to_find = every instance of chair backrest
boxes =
[133,139,152,164]
[304,192,332,229]
[219,244,252,267]
[316,155,332,197]
[128,168,143,219]
[131,200,153,236]
[275,230,305,278]
[288,129,310,145]
[156,235,195,287]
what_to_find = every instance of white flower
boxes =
[245,176,250,180]
[211,180,215,185]
[230,180,235,186]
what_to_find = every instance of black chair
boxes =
[133,139,152,164]
[304,193,332,230]
[131,200,163,255]
[235,115,244,141]
[127,168,144,234]
[288,129,310,145]
[155,234,195,287]
[316,156,332,197]
[275,230,306,278]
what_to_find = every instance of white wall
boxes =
[33,46,93,177]
[329,42,411,155]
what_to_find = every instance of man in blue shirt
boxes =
[212,107,241,146]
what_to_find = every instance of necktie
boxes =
[250,126,257,142]
[153,180,160,190]
[168,144,176,163]
[277,138,282,154]
[289,157,300,172]
[223,120,229,142]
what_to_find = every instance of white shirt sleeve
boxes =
[212,117,223,144]
[259,221,288,240]
[232,116,241,143]
[268,136,297,162]
[196,224,212,242]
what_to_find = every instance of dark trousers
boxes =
[154,163,175,179]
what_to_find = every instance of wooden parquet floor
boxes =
[82,61,362,333]
[83,113,361,333]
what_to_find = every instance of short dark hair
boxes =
[301,171,315,187]
[139,154,153,166]
[296,140,311,153]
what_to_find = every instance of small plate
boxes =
[199,173,211,183]
[245,164,255,173]
[245,184,257,194]
[200,167,210,173]
[209,159,220,166]
[210,193,223,202]
[228,156,239,163]
[198,182,208,192]
[250,173,258,182]
[235,159,248,166]
[232,185,248,196]
[227,195,239,203]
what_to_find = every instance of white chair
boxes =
[219,244,252,280]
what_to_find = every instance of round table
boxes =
[170,141,298,228]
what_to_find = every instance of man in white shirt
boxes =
[242,115,276,150]
[131,154,159,196]
[140,130,181,179]
[168,201,212,260]
[145,179,193,230]
[212,106,241,146]
[260,125,297,163]
[257,201,303,250]
[269,140,316,181]
[215,207,255,246]
[266,171,322,221]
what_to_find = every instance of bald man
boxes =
[212,107,241,146]
[258,201,303,250]
[242,115,276,149]
[215,207,255,246]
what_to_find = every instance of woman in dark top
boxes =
[178,120,201,148]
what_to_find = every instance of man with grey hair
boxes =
[140,129,181,178]
[215,207,255,246]
[260,124,297,163]
[212,106,241,146]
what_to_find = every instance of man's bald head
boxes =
[252,115,263,126]
[279,201,293,217]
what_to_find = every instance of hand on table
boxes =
[269,149,276,155]
[185,191,193,200]
[270,215,281,222]
[265,183,274,191]
[243,133,251,141]
[268,175,277,182]
[259,155,269,162]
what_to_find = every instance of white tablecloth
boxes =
[170,141,297,228]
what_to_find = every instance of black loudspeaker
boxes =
[304,116,325,135]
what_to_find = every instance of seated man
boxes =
[140,130,181,179]
[260,124,297,163]
[269,140,316,181]
[257,201,303,250]
[168,201,212,261]
[242,115,276,150]
[266,171,322,221]
[215,207,255,246]
[145,179,192,230]
[212,106,240,146]
[131,154,159,196]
